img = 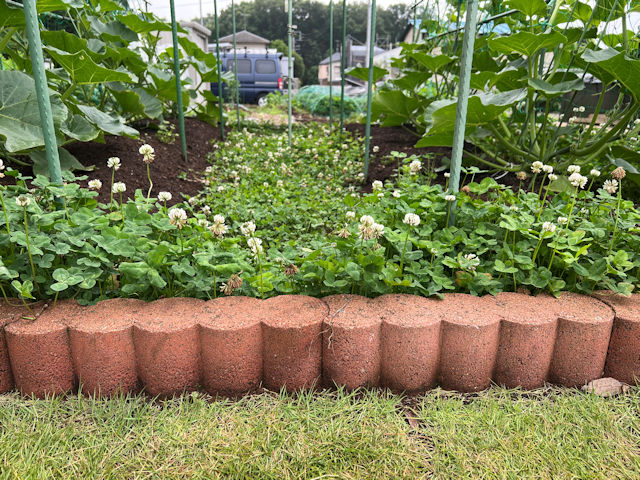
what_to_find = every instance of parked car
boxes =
[211,52,284,105]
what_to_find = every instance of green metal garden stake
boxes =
[232,0,240,127]
[447,0,479,226]
[287,0,293,147]
[339,0,346,136]
[214,0,225,140]
[22,0,62,184]
[169,0,188,161]
[363,0,376,179]
[329,0,334,129]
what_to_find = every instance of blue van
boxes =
[211,52,284,105]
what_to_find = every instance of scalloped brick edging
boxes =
[0,291,637,398]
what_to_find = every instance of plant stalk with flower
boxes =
[139,144,155,199]
[399,213,420,281]
[107,157,120,209]
[15,195,41,297]
[608,167,626,255]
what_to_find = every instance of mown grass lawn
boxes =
[1,387,639,479]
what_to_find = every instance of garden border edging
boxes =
[0,292,637,398]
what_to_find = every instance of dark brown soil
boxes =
[2,118,220,207]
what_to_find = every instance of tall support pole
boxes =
[287,0,293,147]
[22,0,62,184]
[362,0,376,178]
[214,0,225,140]
[169,0,188,161]
[339,0,347,135]
[232,0,240,126]
[447,0,479,226]
[329,0,334,129]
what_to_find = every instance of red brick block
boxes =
[322,294,381,389]
[134,297,204,397]
[5,301,79,397]
[593,291,640,385]
[491,292,558,389]
[549,293,614,387]
[439,294,501,392]
[262,295,327,391]
[200,296,263,395]
[68,298,145,396]
[374,294,442,392]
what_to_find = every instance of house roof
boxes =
[219,30,270,45]
[319,46,385,65]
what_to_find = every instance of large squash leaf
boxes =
[370,90,416,126]
[29,147,92,177]
[418,89,527,147]
[489,31,567,57]
[44,46,134,85]
[77,105,138,137]
[0,0,83,28]
[0,71,68,152]
[581,48,640,100]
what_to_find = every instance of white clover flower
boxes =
[445,194,456,202]
[509,205,518,212]
[531,161,543,174]
[337,225,351,238]
[542,164,553,174]
[377,192,384,198]
[168,207,187,228]
[88,179,102,191]
[612,167,626,180]
[346,211,356,220]
[590,169,601,177]
[568,172,587,189]
[579,106,585,113]
[205,166,213,174]
[201,205,211,215]
[567,165,581,174]
[516,171,527,180]
[373,145,379,153]
[463,253,480,272]
[277,180,284,188]
[139,144,155,163]
[542,221,556,233]
[112,182,126,194]
[403,213,420,227]
[15,195,30,207]
[409,159,422,174]
[430,248,438,255]
[158,191,172,202]
[372,180,383,191]
[371,222,385,239]
[603,179,618,194]
[107,157,121,170]
[548,174,558,181]
[392,190,401,198]
[0,159,4,170]
[198,218,208,228]
[359,215,375,227]
[444,172,451,178]
[188,197,198,206]
[241,220,256,236]
[263,182,269,187]
[557,216,568,225]
[217,185,225,192]
[247,237,263,256]
[209,215,228,237]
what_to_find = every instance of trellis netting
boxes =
[295,86,366,117]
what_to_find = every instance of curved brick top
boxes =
[438,293,501,326]
[136,297,206,332]
[0,301,40,328]
[68,298,147,333]
[373,294,443,327]
[323,295,378,328]
[554,292,613,323]
[262,295,328,328]
[201,296,263,329]
[5,300,79,335]
[592,292,640,321]
[491,292,558,324]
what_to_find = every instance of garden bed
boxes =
[0,291,637,398]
